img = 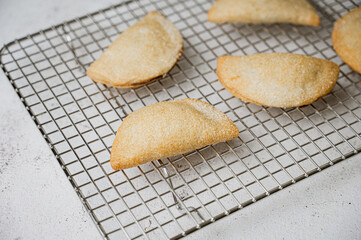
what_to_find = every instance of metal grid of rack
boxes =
[1,0,361,239]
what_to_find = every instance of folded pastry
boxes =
[110,99,239,170]
[208,0,320,26]
[332,7,361,74]
[86,11,183,88]
[217,53,339,108]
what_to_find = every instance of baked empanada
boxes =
[110,99,239,170]
[87,11,183,88]
[217,53,339,108]
[332,7,361,74]
[208,0,320,26]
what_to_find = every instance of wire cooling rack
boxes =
[1,0,361,239]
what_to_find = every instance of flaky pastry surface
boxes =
[208,0,320,26]
[87,11,183,88]
[110,99,239,170]
[217,53,339,108]
[332,7,361,74]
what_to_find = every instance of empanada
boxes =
[87,11,183,88]
[332,7,361,74]
[217,53,339,108]
[208,0,320,26]
[110,99,239,170]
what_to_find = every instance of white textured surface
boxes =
[0,0,360,239]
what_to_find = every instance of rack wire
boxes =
[1,0,361,239]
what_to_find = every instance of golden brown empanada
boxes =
[110,99,239,170]
[332,7,361,74]
[217,53,339,108]
[87,11,183,88]
[208,0,320,26]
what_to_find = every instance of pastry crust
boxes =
[110,98,239,170]
[217,53,339,108]
[86,11,183,88]
[208,0,320,26]
[332,7,361,74]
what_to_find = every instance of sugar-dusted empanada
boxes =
[217,53,339,108]
[87,11,183,88]
[208,0,320,26]
[332,7,361,74]
[110,99,239,170]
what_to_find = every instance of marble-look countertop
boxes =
[0,0,360,239]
